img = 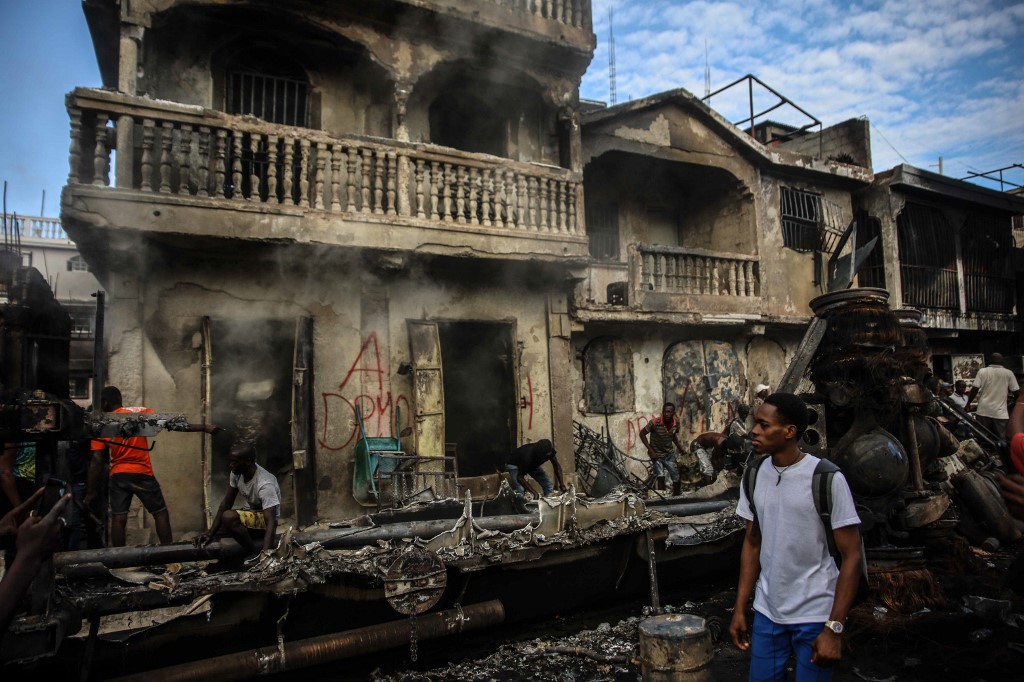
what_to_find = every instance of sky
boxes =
[0,0,1022,218]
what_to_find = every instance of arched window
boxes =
[226,49,310,127]
[67,255,90,272]
[583,337,634,413]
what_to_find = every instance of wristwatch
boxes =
[824,619,844,634]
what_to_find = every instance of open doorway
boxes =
[208,318,295,518]
[437,321,517,476]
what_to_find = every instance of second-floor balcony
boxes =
[63,88,587,262]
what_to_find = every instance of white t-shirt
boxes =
[972,365,1019,420]
[736,454,860,624]
[230,463,282,518]
[949,392,969,410]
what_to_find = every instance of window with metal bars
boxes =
[586,201,619,260]
[961,213,1014,314]
[226,68,309,127]
[896,203,958,310]
[780,187,824,252]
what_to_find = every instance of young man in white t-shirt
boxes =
[729,393,862,681]
[195,445,281,561]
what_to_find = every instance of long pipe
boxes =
[648,499,733,517]
[55,514,538,570]
[107,600,505,682]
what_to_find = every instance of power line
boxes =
[866,119,909,165]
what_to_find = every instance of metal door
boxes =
[407,320,445,458]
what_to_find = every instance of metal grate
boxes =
[227,70,309,127]
[780,187,822,252]
[897,203,958,310]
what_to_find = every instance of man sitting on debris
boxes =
[730,392,862,681]
[639,402,686,495]
[88,386,221,546]
[194,445,280,562]
[949,380,970,410]
[503,439,565,498]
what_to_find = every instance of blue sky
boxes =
[0,0,1021,218]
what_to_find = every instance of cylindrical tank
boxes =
[638,613,714,681]
[834,426,909,499]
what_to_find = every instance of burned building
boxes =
[63,0,596,539]
[856,165,1024,380]
[572,90,873,469]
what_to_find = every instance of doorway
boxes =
[438,321,517,477]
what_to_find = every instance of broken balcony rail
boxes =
[66,89,584,239]
[633,244,760,298]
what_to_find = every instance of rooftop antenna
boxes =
[608,6,617,105]
[704,40,711,98]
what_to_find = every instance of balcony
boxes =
[62,88,587,261]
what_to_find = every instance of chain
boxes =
[409,612,418,662]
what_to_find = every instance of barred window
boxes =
[780,187,823,252]
[584,337,634,413]
[226,51,309,128]
[67,255,89,272]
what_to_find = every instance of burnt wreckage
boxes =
[3,241,1021,679]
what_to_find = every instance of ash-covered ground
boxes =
[294,542,1024,682]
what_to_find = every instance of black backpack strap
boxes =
[741,455,769,526]
[812,458,841,561]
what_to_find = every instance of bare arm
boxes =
[260,506,279,552]
[84,446,109,505]
[549,455,566,492]
[638,430,653,454]
[811,525,862,666]
[729,520,762,651]
[517,472,540,498]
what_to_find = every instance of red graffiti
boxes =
[625,414,654,451]
[319,332,409,451]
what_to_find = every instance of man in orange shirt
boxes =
[88,386,220,546]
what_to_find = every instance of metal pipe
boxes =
[648,499,732,517]
[107,600,505,682]
[904,414,925,492]
[55,514,538,570]
[645,529,661,614]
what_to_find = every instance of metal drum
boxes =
[638,613,714,681]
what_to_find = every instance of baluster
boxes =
[214,130,227,199]
[92,113,110,187]
[267,135,279,204]
[567,182,577,234]
[197,126,210,197]
[415,159,426,218]
[711,258,720,295]
[504,170,517,228]
[429,162,440,220]
[282,137,295,205]
[230,132,244,200]
[538,178,549,231]
[360,149,373,213]
[386,152,398,216]
[572,0,581,27]
[345,147,358,211]
[543,0,552,19]
[178,124,193,195]
[68,107,82,184]
[553,1,562,23]
[695,257,704,294]
[557,181,567,233]
[298,139,311,208]
[373,150,384,214]
[455,166,467,224]
[735,261,746,296]
[747,261,757,296]
[249,134,261,201]
[330,144,342,212]
[442,163,454,222]
[160,122,174,194]
[729,260,739,296]
[518,174,529,229]
[468,168,480,226]
[140,119,155,192]
[493,168,505,227]
[482,169,493,227]
[526,177,538,229]
[314,142,326,209]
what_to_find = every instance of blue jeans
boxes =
[750,611,833,682]
[506,464,553,495]
[652,455,679,483]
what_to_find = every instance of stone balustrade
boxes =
[6,215,67,240]
[66,89,584,240]
[494,0,589,28]
[635,245,760,298]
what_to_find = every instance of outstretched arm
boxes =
[194,487,238,547]
[549,454,566,492]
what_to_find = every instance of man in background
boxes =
[968,353,1019,441]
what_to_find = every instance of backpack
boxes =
[742,454,870,603]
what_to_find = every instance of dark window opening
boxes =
[69,376,89,400]
[854,210,885,289]
[429,91,507,157]
[897,203,958,310]
[69,312,94,337]
[584,337,634,413]
[780,187,823,252]
[438,321,517,477]
[587,201,619,259]
[67,255,89,272]
[962,213,1014,314]
[226,51,309,128]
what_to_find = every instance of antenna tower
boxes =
[608,7,617,105]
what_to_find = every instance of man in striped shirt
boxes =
[639,402,686,496]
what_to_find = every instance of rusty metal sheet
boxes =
[407,321,445,458]
[384,548,447,616]
[662,340,742,435]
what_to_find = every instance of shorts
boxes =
[109,473,167,516]
[236,509,267,530]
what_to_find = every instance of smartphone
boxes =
[34,476,68,518]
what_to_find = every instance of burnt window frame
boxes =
[961,212,1014,314]
[583,337,635,414]
[780,186,823,252]
[854,210,886,289]
[225,50,311,128]
[586,201,620,260]
[896,202,959,311]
